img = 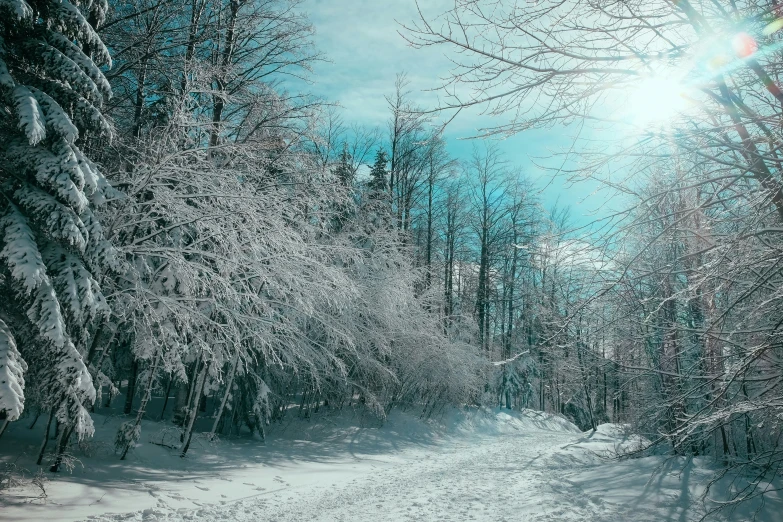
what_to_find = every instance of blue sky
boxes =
[295,0,609,224]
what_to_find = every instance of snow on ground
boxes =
[1,408,781,521]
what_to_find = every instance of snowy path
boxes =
[88,422,662,521]
[255,430,631,522]
[4,409,781,521]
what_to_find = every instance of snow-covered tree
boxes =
[0,0,117,465]
[0,319,27,435]
[368,150,389,195]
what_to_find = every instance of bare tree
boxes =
[467,144,512,351]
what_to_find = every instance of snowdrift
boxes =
[447,407,582,436]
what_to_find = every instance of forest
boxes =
[0,0,781,516]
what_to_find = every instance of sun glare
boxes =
[626,76,689,128]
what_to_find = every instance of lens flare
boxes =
[732,32,758,58]
[626,77,689,128]
[763,18,783,36]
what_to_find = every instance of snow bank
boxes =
[565,453,783,521]
[446,407,582,437]
[559,424,783,521]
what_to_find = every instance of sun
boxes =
[625,76,690,128]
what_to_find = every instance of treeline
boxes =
[0,0,597,471]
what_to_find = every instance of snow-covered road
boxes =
[83,414,699,522]
[4,409,781,521]
[256,429,629,522]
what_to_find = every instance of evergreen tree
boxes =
[330,143,355,232]
[0,0,117,454]
[334,143,354,186]
[368,149,388,195]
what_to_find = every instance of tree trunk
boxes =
[120,352,161,460]
[36,408,55,465]
[209,0,242,151]
[425,158,434,290]
[28,411,40,429]
[131,55,149,138]
[180,362,209,458]
[158,375,174,421]
[506,232,518,357]
[49,423,74,472]
[210,351,241,437]
[181,0,206,94]
[175,359,202,427]
[124,359,139,415]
